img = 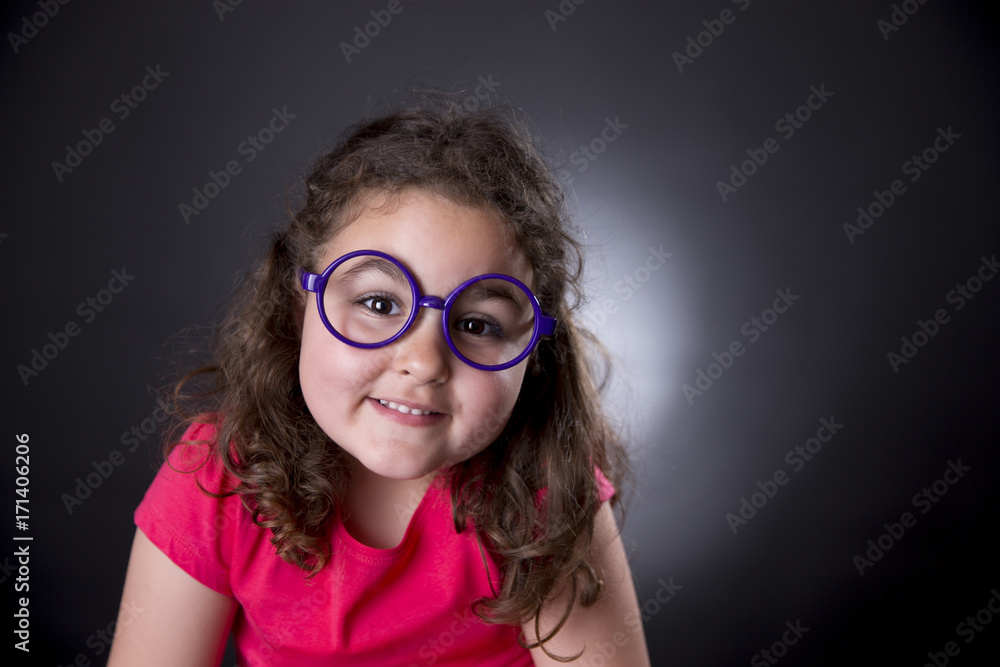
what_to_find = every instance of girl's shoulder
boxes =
[158,417,240,491]
[523,465,617,507]
[133,417,248,596]
[595,465,615,503]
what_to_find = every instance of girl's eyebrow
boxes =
[340,256,408,282]
[461,282,524,308]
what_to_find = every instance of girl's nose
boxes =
[391,309,451,384]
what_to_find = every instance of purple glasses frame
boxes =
[299,249,557,371]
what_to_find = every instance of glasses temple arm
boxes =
[299,268,321,293]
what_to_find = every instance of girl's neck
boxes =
[340,457,437,549]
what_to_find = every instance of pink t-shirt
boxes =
[134,421,614,666]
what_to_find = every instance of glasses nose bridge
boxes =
[405,294,448,345]
[409,295,448,345]
[417,295,446,312]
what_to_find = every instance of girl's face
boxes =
[299,188,533,481]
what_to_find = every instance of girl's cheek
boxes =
[344,347,394,386]
[486,365,527,409]
[309,345,390,394]
[461,369,524,438]
[300,305,383,387]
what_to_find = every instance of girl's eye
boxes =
[359,295,401,316]
[456,317,504,339]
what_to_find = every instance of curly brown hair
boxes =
[167,91,630,658]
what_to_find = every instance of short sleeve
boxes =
[134,420,242,596]
[595,466,616,503]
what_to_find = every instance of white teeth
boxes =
[378,399,434,416]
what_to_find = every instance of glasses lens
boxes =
[449,277,536,367]
[323,254,413,345]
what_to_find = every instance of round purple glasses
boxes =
[299,250,557,371]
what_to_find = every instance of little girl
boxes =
[108,93,650,666]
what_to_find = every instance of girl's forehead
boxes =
[318,189,534,287]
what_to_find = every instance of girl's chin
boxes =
[347,450,443,482]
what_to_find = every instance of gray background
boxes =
[2,1,998,665]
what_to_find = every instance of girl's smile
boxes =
[298,188,532,483]
[369,396,448,424]
[372,396,443,417]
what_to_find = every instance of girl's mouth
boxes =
[374,398,441,417]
